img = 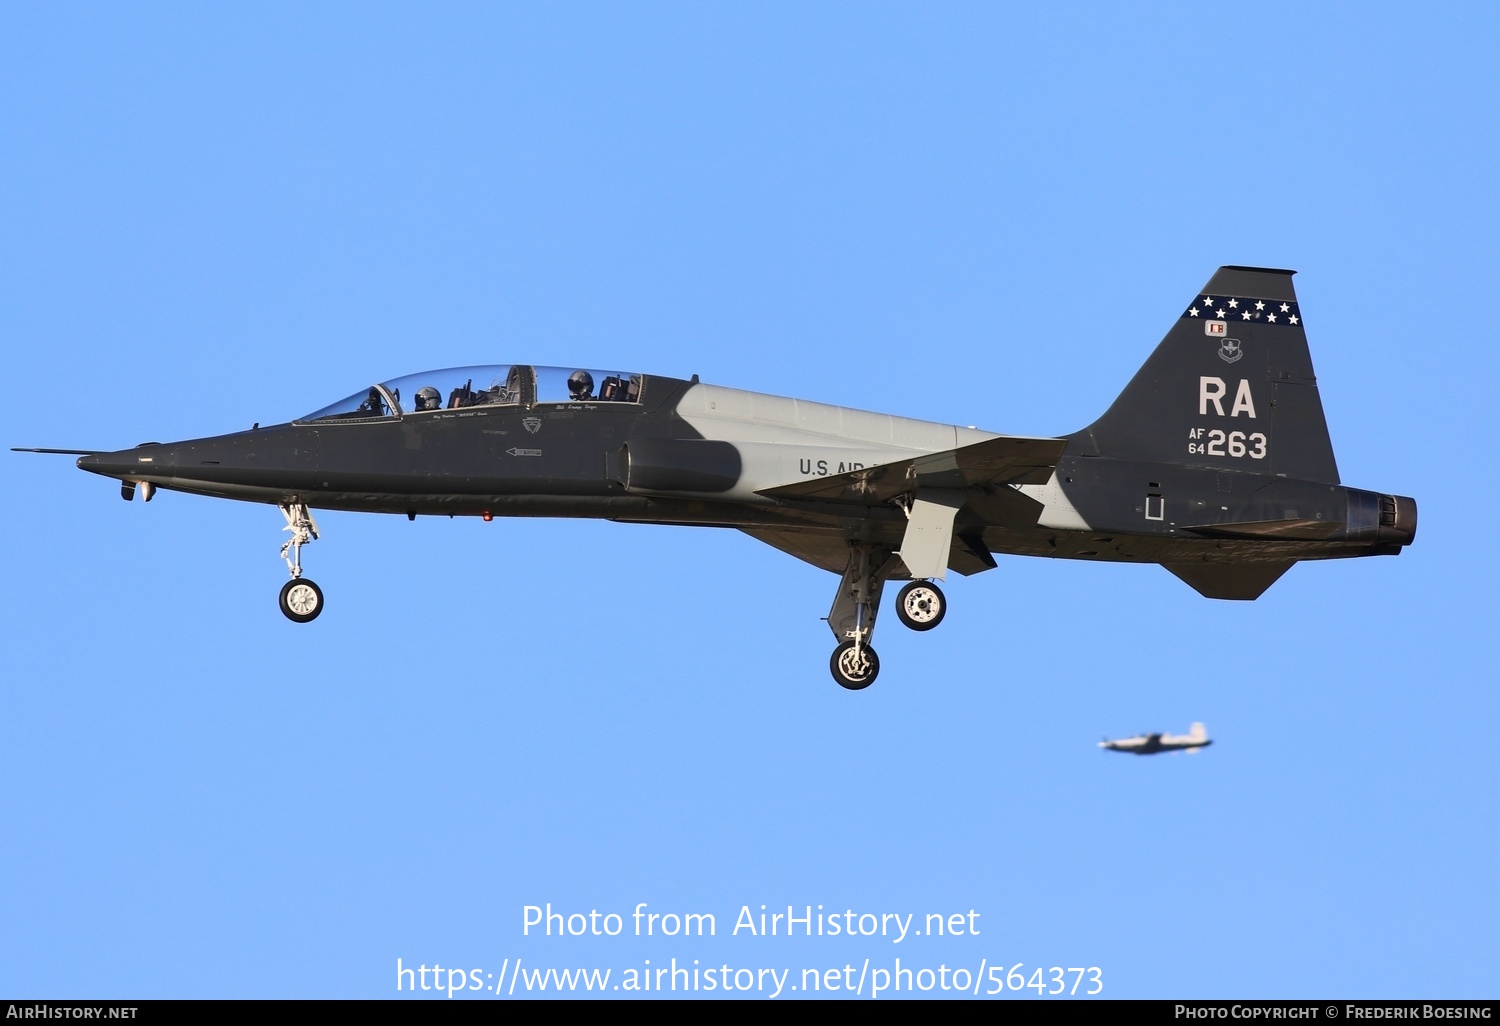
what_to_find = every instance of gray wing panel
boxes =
[739,527,852,574]
[756,435,1066,505]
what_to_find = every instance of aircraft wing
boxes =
[755,435,1067,506]
[738,528,852,574]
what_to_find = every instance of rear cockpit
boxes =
[298,365,644,423]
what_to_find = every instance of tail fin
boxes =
[1188,722,1207,741]
[1072,266,1340,484]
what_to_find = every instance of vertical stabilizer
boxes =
[1073,266,1340,484]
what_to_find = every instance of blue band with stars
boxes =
[1183,295,1302,326]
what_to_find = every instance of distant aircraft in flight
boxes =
[1099,723,1212,755]
[15,266,1416,690]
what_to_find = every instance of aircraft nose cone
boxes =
[76,427,320,495]
[77,445,173,479]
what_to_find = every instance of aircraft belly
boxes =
[147,478,311,504]
[981,523,1369,564]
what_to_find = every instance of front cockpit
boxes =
[297,365,644,423]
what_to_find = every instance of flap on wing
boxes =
[756,435,1067,505]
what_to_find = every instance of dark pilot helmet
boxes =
[415,386,441,411]
[567,370,594,399]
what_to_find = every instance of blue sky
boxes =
[3,2,1496,999]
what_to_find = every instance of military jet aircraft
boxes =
[15,266,1415,689]
[1099,723,1212,755]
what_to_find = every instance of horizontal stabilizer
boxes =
[757,435,1065,505]
[1163,560,1295,600]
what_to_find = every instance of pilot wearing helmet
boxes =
[414,386,442,412]
[356,387,386,416]
[568,370,594,401]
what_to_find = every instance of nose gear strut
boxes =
[277,502,324,623]
[826,542,896,689]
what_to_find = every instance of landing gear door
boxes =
[898,489,964,580]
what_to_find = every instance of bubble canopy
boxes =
[298,365,644,422]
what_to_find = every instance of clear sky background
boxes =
[3,2,1496,1000]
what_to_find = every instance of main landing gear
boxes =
[895,580,946,631]
[277,502,323,623]
[825,544,950,690]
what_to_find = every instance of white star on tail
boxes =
[1289,314,1299,325]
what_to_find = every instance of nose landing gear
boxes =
[826,543,895,690]
[830,640,880,690]
[277,502,323,623]
[279,578,324,623]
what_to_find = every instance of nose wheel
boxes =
[277,502,323,623]
[279,578,324,623]
[895,580,946,631]
[830,640,880,690]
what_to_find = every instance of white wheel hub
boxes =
[285,583,320,615]
[902,586,941,623]
[838,647,873,681]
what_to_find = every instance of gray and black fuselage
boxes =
[57,266,1415,685]
[77,365,1412,577]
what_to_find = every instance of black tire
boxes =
[278,578,324,623]
[895,580,946,631]
[830,641,879,690]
